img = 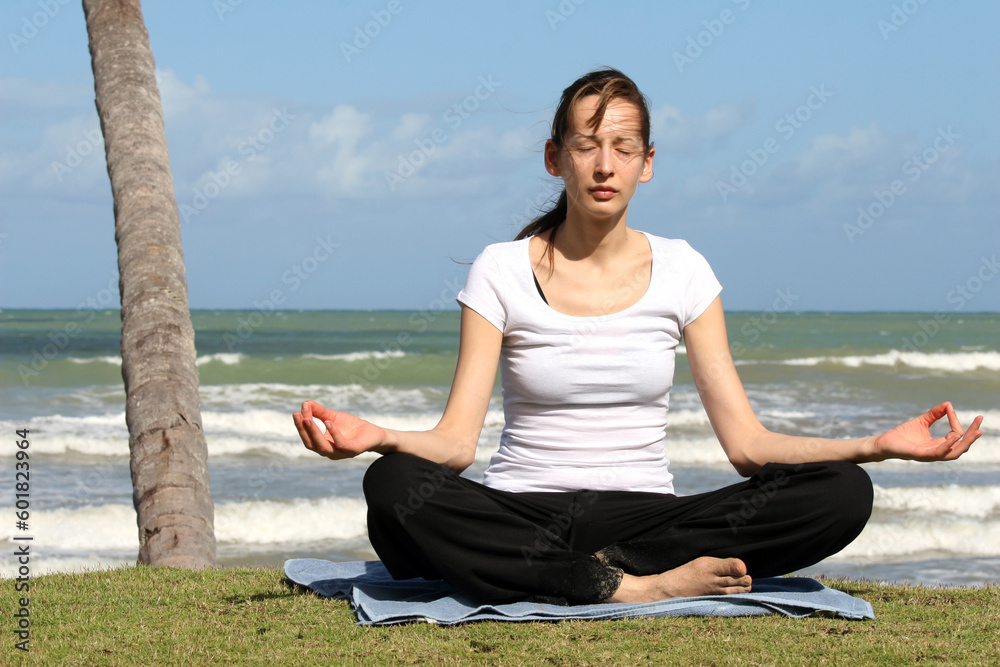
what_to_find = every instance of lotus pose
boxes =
[294,69,984,604]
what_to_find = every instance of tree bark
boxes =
[84,0,216,568]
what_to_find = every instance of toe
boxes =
[719,557,747,577]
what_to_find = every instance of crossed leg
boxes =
[363,453,873,605]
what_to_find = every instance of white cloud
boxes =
[391,113,433,141]
[793,121,895,180]
[660,121,997,235]
[497,123,546,160]
[309,104,384,196]
[155,69,214,119]
[651,101,753,156]
[7,71,813,214]
[309,104,371,144]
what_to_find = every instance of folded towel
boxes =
[284,559,875,625]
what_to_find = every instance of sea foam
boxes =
[779,349,1000,372]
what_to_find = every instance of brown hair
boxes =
[515,68,653,271]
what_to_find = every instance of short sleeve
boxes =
[681,243,722,328]
[456,247,507,332]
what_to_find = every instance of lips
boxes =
[590,186,618,200]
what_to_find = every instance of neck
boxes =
[555,209,630,264]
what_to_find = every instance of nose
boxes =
[594,146,614,176]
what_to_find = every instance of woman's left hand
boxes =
[872,402,984,462]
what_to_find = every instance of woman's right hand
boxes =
[293,400,387,460]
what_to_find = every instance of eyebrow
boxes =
[568,134,643,144]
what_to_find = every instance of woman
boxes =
[293,68,984,605]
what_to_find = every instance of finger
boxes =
[307,416,332,441]
[944,402,963,434]
[923,401,950,426]
[972,414,985,433]
[951,415,985,453]
[964,415,985,438]
[950,414,983,442]
[293,412,316,449]
[302,417,335,452]
[939,431,978,461]
[306,401,336,421]
[935,431,965,457]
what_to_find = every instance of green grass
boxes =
[1,566,998,665]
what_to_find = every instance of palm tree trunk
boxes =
[84,0,216,568]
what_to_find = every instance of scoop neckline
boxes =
[526,230,655,322]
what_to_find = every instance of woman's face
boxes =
[545,96,654,223]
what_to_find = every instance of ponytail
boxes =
[514,189,566,276]
[514,189,567,241]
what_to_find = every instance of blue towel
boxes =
[284,559,875,625]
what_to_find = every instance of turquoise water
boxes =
[1,308,998,584]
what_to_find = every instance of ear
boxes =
[544,139,562,177]
[638,146,655,183]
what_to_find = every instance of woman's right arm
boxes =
[293,306,502,473]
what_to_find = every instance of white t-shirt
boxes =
[456,231,722,494]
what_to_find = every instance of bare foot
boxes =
[605,556,752,603]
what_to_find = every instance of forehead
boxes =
[567,96,643,139]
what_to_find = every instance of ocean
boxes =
[1,308,998,586]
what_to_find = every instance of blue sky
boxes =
[1,0,998,312]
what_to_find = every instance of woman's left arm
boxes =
[682,296,985,476]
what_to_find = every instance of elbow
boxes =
[730,458,761,478]
[428,422,479,473]
[442,436,478,473]
[446,448,476,474]
[721,426,770,477]
[723,440,765,477]
[725,450,756,477]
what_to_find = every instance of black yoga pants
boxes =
[363,452,873,605]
